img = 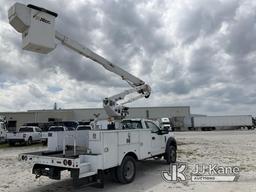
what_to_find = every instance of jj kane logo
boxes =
[162,163,187,182]
[162,163,240,182]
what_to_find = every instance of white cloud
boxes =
[0,0,255,116]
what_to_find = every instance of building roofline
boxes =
[27,106,190,112]
[0,111,36,115]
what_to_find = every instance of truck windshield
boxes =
[121,120,142,129]
[24,123,38,126]
[77,126,91,130]
[49,126,64,132]
[19,127,34,132]
[53,121,78,129]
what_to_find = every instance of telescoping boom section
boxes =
[8,3,151,119]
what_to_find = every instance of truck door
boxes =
[35,128,42,141]
[145,121,163,156]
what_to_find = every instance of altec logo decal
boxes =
[33,15,51,24]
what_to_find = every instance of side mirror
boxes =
[151,130,159,134]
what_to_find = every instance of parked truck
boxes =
[0,116,7,143]
[191,115,253,131]
[18,119,176,187]
[7,126,42,146]
[158,118,172,131]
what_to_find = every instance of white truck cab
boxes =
[18,119,177,187]
[159,117,172,131]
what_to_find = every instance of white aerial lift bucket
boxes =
[8,3,57,54]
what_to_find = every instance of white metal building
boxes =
[0,106,190,131]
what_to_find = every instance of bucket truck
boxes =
[8,3,150,120]
[8,3,177,187]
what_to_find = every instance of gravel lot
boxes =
[0,130,256,192]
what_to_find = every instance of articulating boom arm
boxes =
[55,31,151,118]
[55,31,145,87]
[8,3,151,119]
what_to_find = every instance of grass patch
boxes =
[0,143,9,149]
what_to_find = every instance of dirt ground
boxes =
[0,130,256,192]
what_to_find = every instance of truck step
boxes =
[79,162,92,177]
[79,171,97,178]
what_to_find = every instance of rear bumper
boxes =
[33,164,76,180]
[18,152,80,169]
[19,151,102,180]
[32,164,104,188]
[19,153,82,180]
[8,138,25,142]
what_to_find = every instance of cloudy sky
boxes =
[0,0,256,116]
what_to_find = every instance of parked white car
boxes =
[7,126,42,146]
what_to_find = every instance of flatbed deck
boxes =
[24,149,90,159]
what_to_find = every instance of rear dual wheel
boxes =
[111,156,136,184]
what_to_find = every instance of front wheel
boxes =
[117,156,136,184]
[165,145,177,164]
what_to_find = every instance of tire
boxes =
[42,140,47,146]
[166,145,177,164]
[117,156,136,184]
[9,141,15,146]
[26,137,32,145]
